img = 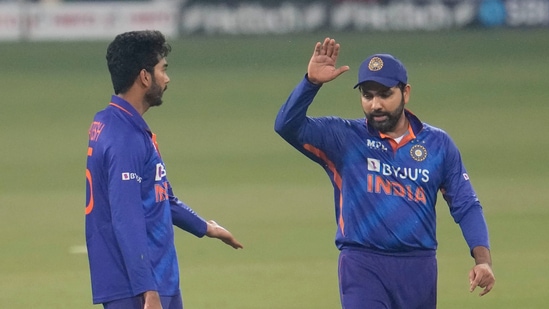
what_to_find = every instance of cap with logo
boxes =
[353,54,408,89]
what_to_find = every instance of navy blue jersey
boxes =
[275,76,490,254]
[85,96,207,304]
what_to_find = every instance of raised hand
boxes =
[307,37,350,85]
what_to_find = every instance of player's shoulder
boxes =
[421,122,450,137]
[420,122,459,149]
[91,108,142,142]
[319,116,364,126]
[313,116,366,132]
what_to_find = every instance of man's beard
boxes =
[145,77,165,108]
[366,96,405,133]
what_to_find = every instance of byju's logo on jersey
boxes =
[122,172,142,183]
[155,163,167,181]
[366,139,387,151]
[367,157,430,182]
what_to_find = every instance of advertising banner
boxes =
[1,0,548,41]
[0,1,179,41]
[179,0,549,35]
[0,3,21,41]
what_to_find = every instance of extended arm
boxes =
[274,37,349,149]
[168,183,243,249]
[440,136,495,296]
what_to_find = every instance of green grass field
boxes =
[1,29,548,308]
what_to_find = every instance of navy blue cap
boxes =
[353,54,408,88]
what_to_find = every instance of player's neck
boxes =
[116,93,149,116]
[383,114,409,139]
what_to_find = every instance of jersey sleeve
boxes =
[167,182,208,237]
[274,75,345,165]
[440,135,490,253]
[274,75,320,140]
[105,129,157,294]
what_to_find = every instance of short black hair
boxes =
[106,30,171,94]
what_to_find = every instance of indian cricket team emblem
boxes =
[410,144,427,162]
[368,57,384,71]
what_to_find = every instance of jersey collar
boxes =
[367,109,424,150]
[108,95,151,133]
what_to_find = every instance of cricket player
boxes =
[274,37,495,308]
[85,30,243,309]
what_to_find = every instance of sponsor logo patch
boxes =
[367,158,430,182]
[121,172,142,183]
[366,139,388,151]
[367,158,381,172]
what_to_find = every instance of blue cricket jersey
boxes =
[275,76,490,254]
[85,95,208,304]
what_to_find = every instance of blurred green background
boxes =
[1,29,548,308]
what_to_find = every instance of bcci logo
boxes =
[410,145,427,162]
[368,57,384,71]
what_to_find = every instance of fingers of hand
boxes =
[222,235,243,249]
[469,277,480,292]
[216,226,243,249]
[469,267,482,292]
[475,278,494,296]
[313,42,322,56]
[335,65,350,77]
[479,283,494,296]
[324,38,337,57]
[229,238,244,249]
[320,37,330,55]
[332,42,341,59]
[469,266,495,296]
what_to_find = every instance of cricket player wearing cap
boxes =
[274,38,495,308]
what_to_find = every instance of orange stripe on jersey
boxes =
[87,147,93,156]
[85,169,94,215]
[109,103,133,116]
[151,133,161,157]
[303,143,345,236]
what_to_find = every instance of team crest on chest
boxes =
[410,144,427,162]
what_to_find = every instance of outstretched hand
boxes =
[307,37,350,85]
[206,220,244,249]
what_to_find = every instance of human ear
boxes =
[138,69,151,87]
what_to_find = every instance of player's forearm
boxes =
[472,246,492,266]
[170,198,208,237]
[457,206,490,255]
[167,183,208,237]
[274,75,320,137]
